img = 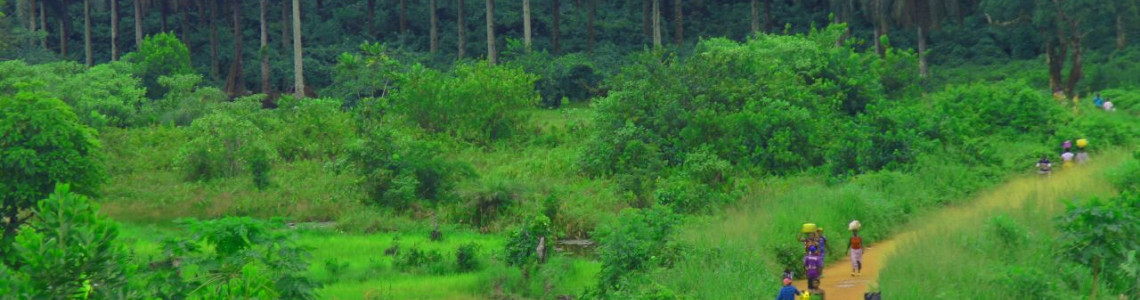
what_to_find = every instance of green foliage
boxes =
[455,242,481,272]
[174,109,277,185]
[142,74,228,126]
[347,129,473,209]
[0,60,146,128]
[1057,196,1140,296]
[504,47,603,108]
[9,184,134,299]
[159,217,320,300]
[328,42,408,106]
[503,215,551,268]
[127,33,194,99]
[594,206,680,293]
[0,91,105,253]
[394,245,445,274]
[391,62,539,144]
[932,80,1065,140]
[272,97,355,162]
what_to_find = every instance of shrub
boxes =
[348,129,473,209]
[0,91,105,254]
[455,242,481,272]
[273,97,355,162]
[391,62,539,144]
[142,74,227,126]
[394,246,443,274]
[127,33,194,99]
[173,109,277,185]
[503,215,552,268]
[10,184,133,299]
[594,206,680,293]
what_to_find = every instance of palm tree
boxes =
[260,0,270,93]
[111,0,119,60]
[224,0,244,96]
[431,0,439,53]
[292,0,304,99]
[523,0,531,52]
[458,0,466,59]
[486,0,495,65]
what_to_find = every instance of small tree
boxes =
[1056,197,1140,300]
[128,33,193,99]
[0,91,104,258]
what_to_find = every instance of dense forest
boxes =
[2,0,1140,299]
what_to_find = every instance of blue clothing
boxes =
[1095,97,1105,108]
[819,236,827,256]
[776,285,801,300]
[805,254,823,279]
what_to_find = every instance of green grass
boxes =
[878,150,1127,299]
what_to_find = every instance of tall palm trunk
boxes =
[750,0,758,34]
[85,0,93,66]
[210,0,219,78]
[29,0,37,48]
[224,0,244,96]
[260,0,270,94]
[292,0,304,99]
[486,0,495,65]
[111,0,119,60]
[457,0,466,58]
[652,0,661,48]
[587,0,595,53]
[552,0,560,53]
[134,0,142,50]
[431,0,438,53]
[673,0,681,46]
[522,0,530,52]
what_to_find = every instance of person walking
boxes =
[776,278,800,300]
[805,246,824,290]
[846,230,864,276]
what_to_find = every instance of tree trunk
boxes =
[59,18,68,57]
[1064,32,1083,98]
[85,0,93,66]
[224,0,244,96]
[292,0,304,99]
[210,0,219,78]
[134,0,142,50]
[431,0,438,53]
[111,0,119,60]
[552,0,560,53]
[1091,256,1100,300]
[764,0,771,33]
[523,0,530,52]
[486,0,495,65]
[180,1,190,43]
[160,0,168,32]
[642,0,649,42]
[458,0,466,58]
[29,0,37,48]
[39,1,47,49]
[652,0,661,48]
[1117,13,1126,51]
[673,0,682,46]
[366,0,375,37]
[587,0,594,53]
[1046,38,1065,95]
[872,0,882,57]
[917,26,927,78]
[281,0,289,49]
[400,0,407,34]
[260,0,270,94]
[750,0,758,34]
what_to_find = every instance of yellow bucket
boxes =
[802,223,818,233]
[1077,138,1088,148]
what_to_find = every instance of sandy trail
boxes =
[793,151,1123,300]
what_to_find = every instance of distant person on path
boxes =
[846,230,864,276]
[1094,92,1104,108]
[776,278,800,300]
[782,268,794,280]
[1104,99,1115,111]
[816,228,829,258]
[1037,156,1052,174]
[1062,140,1072,153]
[1061,150,1075,168]
[805,246,824,290]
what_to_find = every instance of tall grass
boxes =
[878,150,1126,299]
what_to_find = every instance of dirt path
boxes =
[793,150,1125,300]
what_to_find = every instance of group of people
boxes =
[1094,92,1117,112]
[777,222,865,300]
[1037,139,1091,175]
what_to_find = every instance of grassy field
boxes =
[878,150,1128,299]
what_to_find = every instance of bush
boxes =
[173,110,277,184]
[142,74,227,126]
[348,129,473,209]
[0,91,105,254]
[455,242,481,272]
[391,62,539,144]
[594,206,680,293]
[503,215,552,268]
[273,97,355,162]
[127,33,194,99]
[394,246,444,274]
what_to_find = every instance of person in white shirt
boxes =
[1103,99,1115,111]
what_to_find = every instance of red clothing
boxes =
[850,236,863,250]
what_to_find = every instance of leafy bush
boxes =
[9,184,134,299]
[391,62,539,144]
[327,42,408,106]
[273,97,355,162]
[594,206,680,293]
[142,74,227,126]
[394,246,444,274]
[455,242,482,272]
[504,48,603,108]
[127,33,194,99]
[348,129,473,209]
[174,110,277,185]
[503,215,552,268]
[0,91,105,253]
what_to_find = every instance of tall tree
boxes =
[642,0,650,41]
[673,0,681,46]
[458,0,466,58]
[111,0,118,60]
[134,0,142,50]
[523,0,530,52]
[486,0,495,65]
[292,0,304,99]
[399,0,407,33]
[431,0,439,53]
[652,0,661,48]
[160,0,168,32]
[260,0,270,93]
[210,0,219,78]
[29,0,36,48]
[367,0,375,37]
[84,0,92,66]
[39,0,46,49]
[751,0,759,34]
[281,0,289,49]
[587,0,595,53]
[861,0,888,57]
[552,0,560,53]
[892,0,936,78]
[224,0,244,96]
